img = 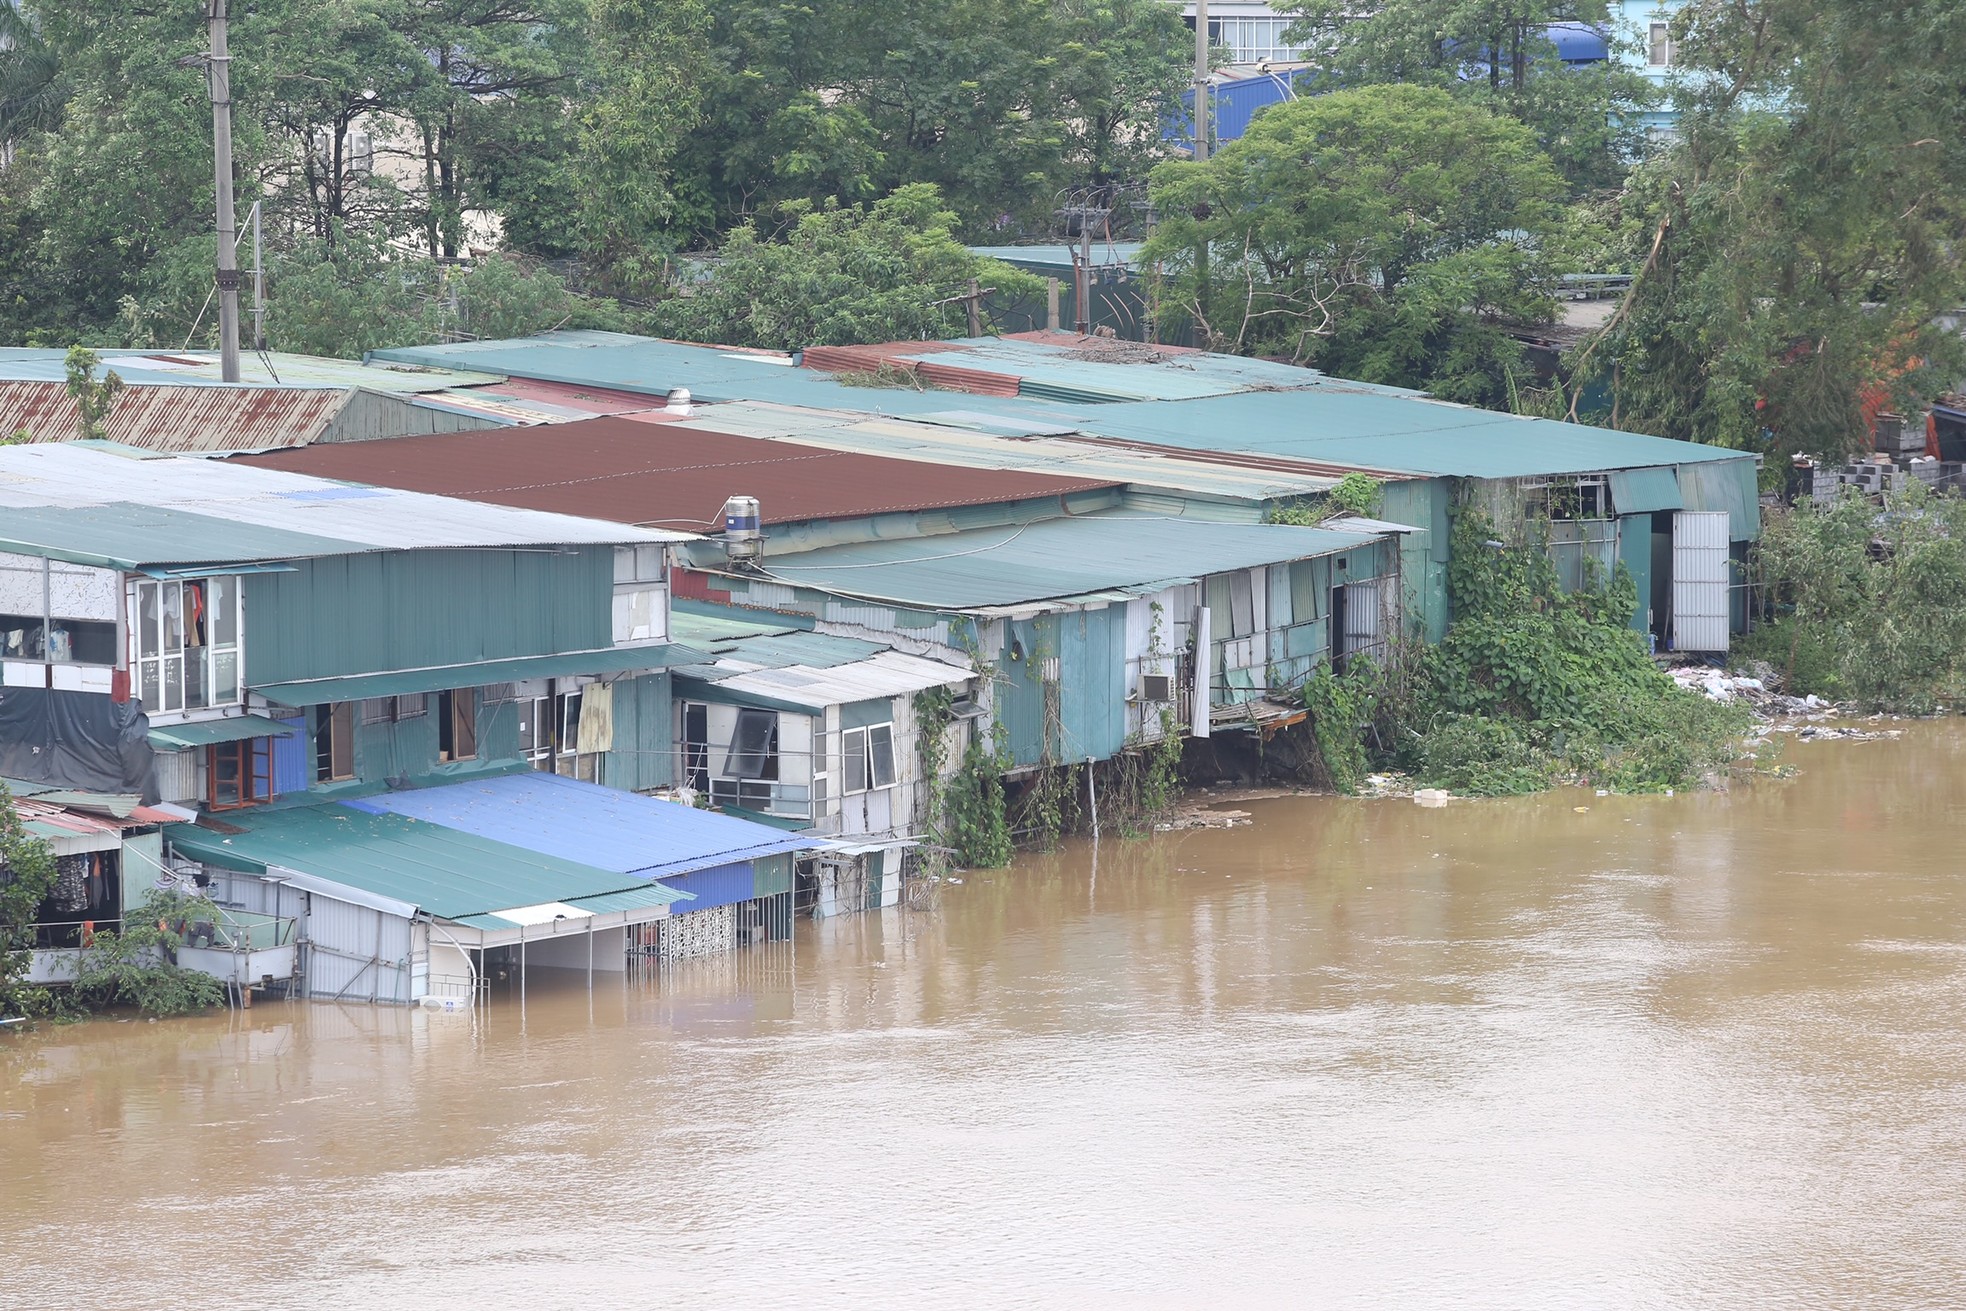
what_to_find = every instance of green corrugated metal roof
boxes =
[253,642,705,706]
[567,884,690,914]
[1073,391,1754,479]
[371,332,1753,486]
[757,510,1377,610]
[163,804,684,920]
[147,715,298,750]
[0,503,367,570]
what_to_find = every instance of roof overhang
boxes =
[253,642,706,706]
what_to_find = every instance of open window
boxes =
[207,737,272,810]
[841,723,896,794]
[438,688,477,762]
[314,702,355,782]
[724,708,779,781]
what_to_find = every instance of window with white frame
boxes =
[132,577,241,714]
[1211,16,1302,64]
[841,723,896,795]
[1648,21,1676,66]
[516,689,593,778]
[612,544,668,645]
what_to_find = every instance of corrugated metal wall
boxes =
[354,700,441,783]
[998,617,1050,768]
[270,714,308,794]
[244,547,614,686]
[1676,459,1760,541]
[1056,606,1126,762]
[601,671,673,792]
[302,891,417,1003]
[318,391,500,443]
[1378,479,1450,643]
[155,748,201,804]
[1617,515,1654,633]
[657,861,756,910]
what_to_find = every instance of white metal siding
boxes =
[1672,511,1731,652]
[302,891,417,1004]
[155,748,203,805]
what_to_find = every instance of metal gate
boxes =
[1671,511,1731,652]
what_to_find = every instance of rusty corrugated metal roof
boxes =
[0,382,352,452]
[229,415,1121,531]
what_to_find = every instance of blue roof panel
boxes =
[344,771,810,880]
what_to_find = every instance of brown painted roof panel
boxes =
[229,415,1120,531]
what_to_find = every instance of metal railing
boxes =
[23,907,295,953]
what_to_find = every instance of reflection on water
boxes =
[5,727,1965,1309]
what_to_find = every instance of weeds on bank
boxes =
[1303,509,1753,796]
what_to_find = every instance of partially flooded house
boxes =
[0,442,807,1003]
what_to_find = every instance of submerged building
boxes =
[0,442,809,1003]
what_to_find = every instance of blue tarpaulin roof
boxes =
[344,771,810,880]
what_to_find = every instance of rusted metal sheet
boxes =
[0,382,351,452]
[232,416,1121,532]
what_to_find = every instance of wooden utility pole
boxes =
[965,278,983,337]
[207,0,242,382]
[1193,0,1210,161]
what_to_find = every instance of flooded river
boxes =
[5,727,1965,1309]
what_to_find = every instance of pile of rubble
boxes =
[1667,665,1835,717]
[1666,661,1906,741]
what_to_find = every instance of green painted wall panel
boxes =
[754,851,793,899]
[999,618,1048,768]
[602,672,674,792]
[1056,606,1127,762]
[244,547,614,687]
[353,698,440,783]
[1617,515,1653,634]
[1380,479,1449,642]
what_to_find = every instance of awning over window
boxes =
[147,714,297,751]
[1607,467,1684,516]
[252,642,706,707]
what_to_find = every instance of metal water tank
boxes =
[721,496,763,561]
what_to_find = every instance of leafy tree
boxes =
[568,0,710,287]
[70,889,226,1017]
[648,184,1044,352]
[0,2,63,149]
[1143,85,1574,405]
[262,239,622,359]
[0,783,58,1019]
[1752,486,1966,711]
[1280,0,1657,196]
[1588,1,1966,460]
[645,0,1188,245]
[63,345,123,440]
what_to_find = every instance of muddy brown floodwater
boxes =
[5,727,1966,1310]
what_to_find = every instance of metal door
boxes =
[1671,511,1731,652]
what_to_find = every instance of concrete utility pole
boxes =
[1193,0,1210,161]
[207,0,242,382]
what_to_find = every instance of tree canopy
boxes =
[0,0,1188,355]
[648,185,1043,353]
[1279,0,1657,195]
[1586,0,1966,460]
[1144,84,1574,406]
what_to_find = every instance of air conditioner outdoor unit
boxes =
[1139,673,1172,703]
